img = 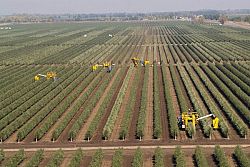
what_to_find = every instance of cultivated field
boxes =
[0,21,249,166]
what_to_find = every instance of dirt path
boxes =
[143,154,153,167]
[81,156,92,166]
[164,153,172,166]
[5,131,18,143]
[206,154,216,167]
[75,69,121,141]
[225,21,250,30]
[40,71,103,142]
[154,43,170,141]
[144,45,154,140]
[128,68,144,141]
[60,155,71,167]
[2,144,250,152]
[38,152,53,167]
[227,154,237,167]
[185,154,195,167]
[144,66,153,140]
[109,70,135,141]
[101,155,112,167]
[157,67,169,141]
[123,155,133,167]
[18,156,29,167]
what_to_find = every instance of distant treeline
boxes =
[0,9,249,23]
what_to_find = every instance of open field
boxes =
[225,21,250,30]
[0,21,249,166]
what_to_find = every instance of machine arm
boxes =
[37,74,47,78]
[196,114,215,121]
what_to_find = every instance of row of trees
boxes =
[52,69,103,141]
[103,67,133,140]
[85,68,126,140]
[15,67,84,141]
[0,66,77,141]
[119,68,141,140]
[68,68,117,141]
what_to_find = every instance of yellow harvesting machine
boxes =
[131,57,150,67]
[178,112,219,130]
[34,72,57,81]
[92,62,115,73]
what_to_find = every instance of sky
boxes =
[0,0,250,15]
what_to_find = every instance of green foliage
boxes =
[0,149,4,162]
[46,149,64,167]
[0,66,76,141]
[89,149,103,167]
[173,146,186,167]
[34,69,92,140]
[103,67,132,140]
[136,66,149,139]
[132,148,143,167]
[15,67,82,141]
[119,68,141,140]
[186,122,195,138]
[187,44,208,63]
[112,149,123,167]
[161,65,179,138]
[153,65,162,139]
[69,68,117,141]
[169,65,188,113]
[214,145,229,167]
[216,63,250,96]
[224,63,250,86]
[154,147,164,167]
[209,63,250,109]
[244,16,250,23]
[178,64,211,137]
[194,146,209,167]
[191,65,229,137]
[201,65,248,136]
[85,68,126,140]
[234,145,250,167]
[25,149,44,167]
[231,62,250,78]
[52,70,102,140]
[5,149,25,167]
[69,148,84,167]
[0,66,49,112]
[183,45,201,63]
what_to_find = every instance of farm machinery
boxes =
[34,72,57,81]
[178,112,219,131]
[92,62,115,73]
[131,57,150,67]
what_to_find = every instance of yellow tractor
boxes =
[131,57,140,67]
[92,62,115,73]
[131,57,150,67]
[178,112,219,130]
[34,72,57,81]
